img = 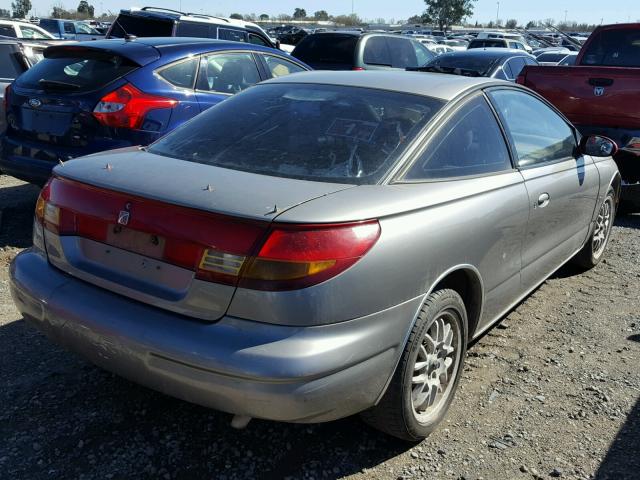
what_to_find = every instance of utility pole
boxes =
[496,1,500,26]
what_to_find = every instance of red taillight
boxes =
[93,83,177,129]
[41,177,381,291]
[352,67,365,71]
[240,221,381,290]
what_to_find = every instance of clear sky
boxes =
[9,0,640,25]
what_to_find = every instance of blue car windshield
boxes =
[149,83,444,185]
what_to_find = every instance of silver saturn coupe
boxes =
[10,71,620,441]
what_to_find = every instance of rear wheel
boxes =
[361,289,467,441]
[572,188,615,269]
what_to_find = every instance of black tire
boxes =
[361,289,468,441]
[571,187,616,270]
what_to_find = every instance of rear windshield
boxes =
[108,13,174,38]
[292,34,358,66]
[468,39,506,49]
[581,28,640,67]
[536,52,571,62]
[428,54,499,76]
[15,50,137,92]
[149,83,444,185]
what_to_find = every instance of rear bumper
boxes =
[10,250,420,423]
[0,134,142,184]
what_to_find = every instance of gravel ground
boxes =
[1,174,639,480]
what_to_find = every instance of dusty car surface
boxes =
[9,71,620,441]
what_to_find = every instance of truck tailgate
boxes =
[520,65,640,129]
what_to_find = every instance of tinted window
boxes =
[404,96,511,180]
[469,39,506,49]
[524,57,538,66]
[149,84,444,185]
[218,28,247,42]
[414,42,435,66]
[536,52,570,62]
[0,44,24,78]
[387,37,419,68]
[74,23,95,34]
[108,13,173,38]
[196,52,260,94]
[505,57,526,79]
[176,21,212,38]
[582,28,640,67]
[263,55,305,78]
[19,26,49,39]
[158,57,198,89]
[16,51,137,92]
[0,25,16,38]
[488,89,576,167]
[63,22,74,34]
[292,34,358,67]
[38,20,60,34]
[363,36,391,66]
[428,54,500,76]
[249,33,270,47]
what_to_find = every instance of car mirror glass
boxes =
[581,135,618,157]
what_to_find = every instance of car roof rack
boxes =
[185,13,230,23]
[140,6,186,16]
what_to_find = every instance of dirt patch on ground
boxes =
[1,174,638,480]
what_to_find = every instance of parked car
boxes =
[476,31,532,52]
[39,19,105,41]
[0,19,56,40]
[0,37,309,184]
[10,71,619,441]
[412,49,538,82]
[535,51,576,66]
[0,39,47,134]
[270,25,307,46]
[468,38,529,52]
[106,7,278,49]
[292,32,435,70]
[517,23,640,209]
[558,52,578,66]
[444,39,469,51]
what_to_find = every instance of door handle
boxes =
[537,193,550,208]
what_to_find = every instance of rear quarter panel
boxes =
[228,172,530,331]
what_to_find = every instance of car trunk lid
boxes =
[42,150,355,321]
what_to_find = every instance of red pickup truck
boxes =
[518,23,640,208]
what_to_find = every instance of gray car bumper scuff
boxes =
[10,250,422,423]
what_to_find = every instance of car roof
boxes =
[441,48,529,59]
[261,70,501,101]
[119,8,264,31]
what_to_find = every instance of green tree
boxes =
[11,0,31,18]
[423,0,476,31]
[77,0,94,18]
[525,20,537,29]
[313,10,329,21]
[229,13,243,19]
[0,7,10,17]
[407,14,426,24]
[259,13,269,21]
[505,18,517,29]
[293,8,306,19]
[332,13,362,27]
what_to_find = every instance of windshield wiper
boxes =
[38,79,81,90]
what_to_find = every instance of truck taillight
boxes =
[93,83,177,129]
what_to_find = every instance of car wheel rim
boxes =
[592,197,613,258]
[411,310,461,422]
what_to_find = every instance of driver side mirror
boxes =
[579,135,618,157]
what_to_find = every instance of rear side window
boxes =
[0,25,16,37]
[176,21,214,38]
[149,84,445,185]
[581,28,640,67]
[108,14,173,38]
[16,51,138,92]
[363,36,391,66]
[292,34,358,66]
[0,44,24,79]
[404,95,511,180]
[38,20,59,34]
[249,33,270,47]
[158,57,198,89]
[218,28,247,42]
[63,22,75,34]
[387,37,419,68]
[505,57,526,79]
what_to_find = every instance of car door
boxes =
[487,88,600,292]
[194,51,263,112]
[400,94,530,329]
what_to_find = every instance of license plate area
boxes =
[21,108,71,136]
[106,225,166,259]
